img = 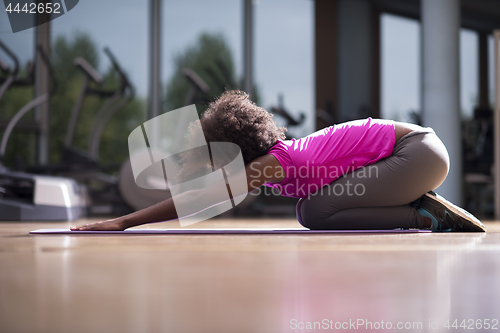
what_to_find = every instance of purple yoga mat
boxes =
[29,228,431,235]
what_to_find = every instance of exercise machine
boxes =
[269,93,305,140]
[29,47,137,216]
[0,40,83,221]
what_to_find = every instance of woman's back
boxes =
[265,117,396,198]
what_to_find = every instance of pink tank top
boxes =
[264,117,396,198]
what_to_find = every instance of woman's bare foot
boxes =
[70,217,129,231]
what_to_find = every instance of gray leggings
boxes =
[296,128,450,229]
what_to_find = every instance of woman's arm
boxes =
[71,154,284,231]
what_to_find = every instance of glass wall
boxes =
[49,0,148,165]
[381,14,481,122]
[0,9,34,65]
[380,13,421,123]
[51,0,148,98]
[460,29,478,120]
[0,7,36,166]
[0,1,148,167]
[161,0,314,138]
[162,0,241,112]
[254,0,314,138]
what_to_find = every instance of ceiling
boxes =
[372,0,500,32]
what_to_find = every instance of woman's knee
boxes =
[423,133,450,189]
[397,132,449,188]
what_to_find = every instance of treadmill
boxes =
[0,40,83,221]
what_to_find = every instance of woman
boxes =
[71,90,485,232]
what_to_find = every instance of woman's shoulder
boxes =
[246,154,287,185]
[266,139,294,153]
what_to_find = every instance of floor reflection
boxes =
[0,221,499,332]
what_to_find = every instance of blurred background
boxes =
[0,0,499,220]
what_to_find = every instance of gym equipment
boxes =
[28,47,137,216]
[27,51,205,215]
[30,228,431,234]
[0,40,19,101]
[182,68,210,105]
[271,94,305,126]
[271,104,305,126]
[0,57,9,73]
[57,47,134,171]
[0,40,83,221]
[270,93,305,140]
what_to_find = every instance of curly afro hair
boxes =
[201,90,287,165]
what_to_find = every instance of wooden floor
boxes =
[1,218,500,333]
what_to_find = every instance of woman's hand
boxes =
[70,197,178,231]
[70,217,129,231]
